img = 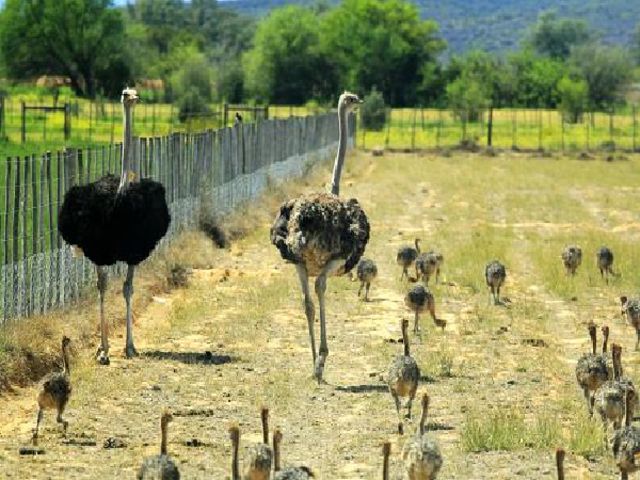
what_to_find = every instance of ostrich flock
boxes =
[21,88,640,479]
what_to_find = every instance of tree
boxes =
[0,0,130,98]
[570,45,633,111]
[557,75,589,123]
[506,49,566,108]
[525,11,593,60]
[446,76,491,123]
[319,0,445,106]
[171,51,213,123]
[243,6,336,104]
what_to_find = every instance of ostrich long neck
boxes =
[261,409,269,445]
[62,342,70,376]
[232,434,240,480]
[160,417,168,455]
[419,401,428,435]
[330,103,349,196]
[402,323,410,357]
[273,433,281,472]
[119,102,135,193]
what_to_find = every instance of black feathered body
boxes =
[113,179,171,265]
[38,372,71,411]
[561,245,582,275]
[58,176,170,266]
[485,261,506,288]
[397,246,418,269]
[613,426,640,475]
[274,467,314,479]
[356,258,378,283]
[58,175,120,265]
[270,193,369,277]
[405,285,434,314]
[597,246,614,271]
[137,454,180,480]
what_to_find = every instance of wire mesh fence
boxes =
[0,112,354,322]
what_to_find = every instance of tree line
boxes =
[0,0,639,123]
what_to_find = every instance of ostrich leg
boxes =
[96,266,110,365]
[32,408,43,444]
[314,260,340,383]
[123,265,138,358]
[296,265,316,367]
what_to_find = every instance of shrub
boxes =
[360,88,387,131]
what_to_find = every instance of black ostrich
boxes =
[270,92,369,383]
[58,88,170,364]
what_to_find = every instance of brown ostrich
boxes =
[597,246,616,283]
[595,343,637,432]
[273,428,315,479]
[612,389,640,480]
[485,260,506,305]
[415,251,443,285]
[397,239,421,281]
[561,245,582,276]
[404,284,446,334]
[620,296,640,350]
[137,410,180,480]
[401,393,443,480]
[32,336,72,444]
[575,324,609,416]
[270,92,369,383]
[388,319,420,435]
[356,258,378,301]
[244,406,273,480]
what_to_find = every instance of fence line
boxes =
[0,112,355,322]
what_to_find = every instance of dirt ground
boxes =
[1,150,640,479]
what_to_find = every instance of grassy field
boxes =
[0,149,640,478]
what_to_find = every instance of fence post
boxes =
[561,113,565,152]
[223,103,229,126]
[64,103,71,141]
[633,105,638,152]
[411,108,417,151]
[21,101,26,144]
[537,109,543,151]
[487,107,493,147]
[0,95,5,139]
[385,108,391,148]
[511,110,517,149]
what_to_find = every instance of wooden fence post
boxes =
[487,107,493,147]
[21,101,26,144]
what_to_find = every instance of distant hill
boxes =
[224,0,640,54]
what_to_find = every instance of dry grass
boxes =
[2,149,640,478]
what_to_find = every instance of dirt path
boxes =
[0,151,638,479]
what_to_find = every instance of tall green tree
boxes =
[557,75,589,123]
[243,6,336,104]
[570,45,633,110]
[0,0,130,98]
[319,0,445,106]
[525,11,593,60]
[506,49,566,107]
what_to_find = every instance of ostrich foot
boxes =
[96,349,110,366]
[124,345,139,358]
[314,356,327,384]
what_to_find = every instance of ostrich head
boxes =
[338,91,362,112]
[121,87,139,107]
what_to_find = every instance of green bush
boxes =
[360,88,387,131]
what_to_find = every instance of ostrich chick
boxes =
[597,246,615,283]
[595,343,637,432]
[244,407,273,480]
[273,429,315,479]
[137,410,180,480]
[388,319,420,435]
[485,260,506,305]
[613,389,640,480]
[561,245,582,276]
[405,284,446,334]
[32,336,72,444]
[397,239,421,281]
[620,296,640,350]
[415,251,443,286]
[556,448,565,480]
[356,258,378,301]
[576,324,609,416]
[401,393,443,480]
